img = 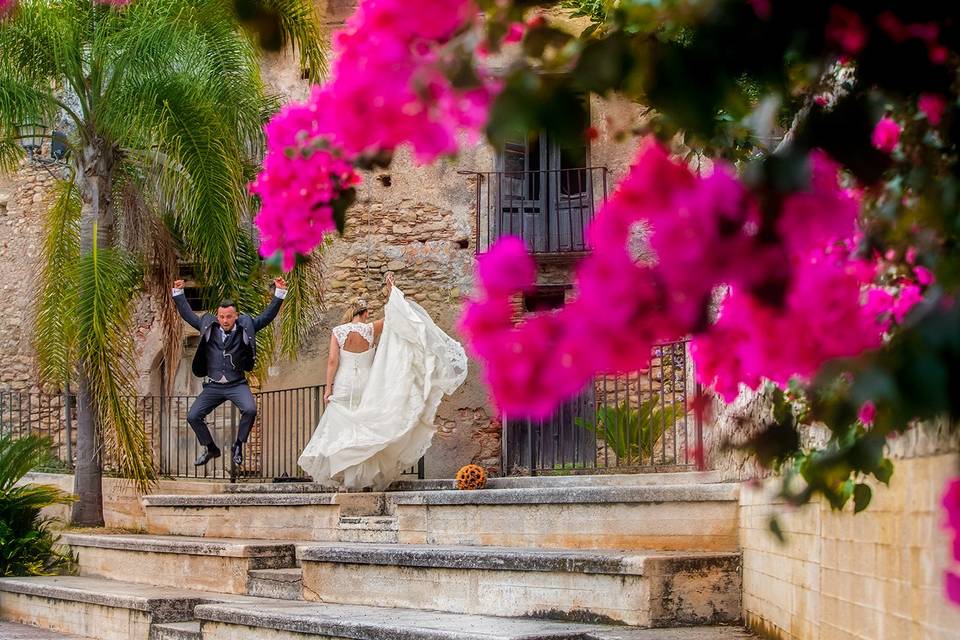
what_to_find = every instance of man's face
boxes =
[217,306,238,332]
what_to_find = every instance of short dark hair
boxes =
[218,299,238,312]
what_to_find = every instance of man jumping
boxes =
[172,278,287,466]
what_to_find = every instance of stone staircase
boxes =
[0,472,754,640]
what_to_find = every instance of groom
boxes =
[172,278,287,466]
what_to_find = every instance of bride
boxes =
[298,274,468,490]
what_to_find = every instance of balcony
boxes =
[463,166,609,256]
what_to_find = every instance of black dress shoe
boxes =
[194,446,221,466]
[231,443,243,466]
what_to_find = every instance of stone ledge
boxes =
[143,494,339,507]
[194,601,755,640]
[193,600,610,640]
[60,534,296,558]
[296,542,740,577]
[0,621,95,640]
[386,483,739,506]
[222,472,724,495]
[249,568,304,584]
[0,576,215,617]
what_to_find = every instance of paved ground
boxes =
[0,621,91,639]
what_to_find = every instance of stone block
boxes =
[392,485,739,552]
[297,543,741,627]
[61,533,296,595]
[143,494,341,540]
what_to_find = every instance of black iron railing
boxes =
[502,339,704,475]
[0,384,423,483]
[463,167,609,255]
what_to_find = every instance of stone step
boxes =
[223,471,724,494]
[0,575,261,640]
[387,483,740,551]
[247,568,303,600]
[295,542,740,627]
[60,534,296,595]
[0,620,94,639]
[142,492,385,540]
[194,600,757,640]
[338,516,400,543]
[144,484,739,551]
[149,621,202,640]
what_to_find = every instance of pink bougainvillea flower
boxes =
[858,401,876,425]
[918,93,948,126]
[914,265,935,286]
[891,284,923,323]
[0,0,15,17]
[475,236,535,298]
[871,117,901,153]
[944,477,960,532]
[947,571,960,606]
[826,5,868,54]
[503,22,525,44]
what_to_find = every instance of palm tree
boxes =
[0,0,326,526]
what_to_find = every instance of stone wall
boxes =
[740,452,960,640]
[0,166,55,394]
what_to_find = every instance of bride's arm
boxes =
[373,273,394,341]
[324,334,340,404]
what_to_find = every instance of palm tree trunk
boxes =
[70,138,116,527]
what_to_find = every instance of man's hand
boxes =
[274,277,287,290]
[174,279,185,289]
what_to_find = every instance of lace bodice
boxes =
[333,322,374,350]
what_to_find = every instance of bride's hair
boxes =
[341,297,368,324]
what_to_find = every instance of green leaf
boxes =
[853,483,872,514]
[332,187,357,235]
[873,458,894,485]
[768,516,785,544]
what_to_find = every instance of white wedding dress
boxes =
[298,287,468,490]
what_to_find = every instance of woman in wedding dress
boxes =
[298,274,468,490]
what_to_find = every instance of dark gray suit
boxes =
[173,291,284,448]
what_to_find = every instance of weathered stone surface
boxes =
[143,501,340,541]
[142,494,337,507]
[196,600,753,640]
[387,483,739,506]
[395,498,739,552]
[0,621,92,640]
[296,542,730,576]
[150,621,202,640]
[61,533,295,558]
[247,569,303,601]
[296,543,741,626]
[221,471,723,494]
[195,600,614,640]
[61,534,296,595]
[337,516,399,544]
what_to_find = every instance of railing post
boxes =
[695,382,705,471]
[229,404,238,483]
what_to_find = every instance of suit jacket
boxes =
[173,293,283,379]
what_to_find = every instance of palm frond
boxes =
[0,435,55,492]
[34,180,82,388]
[75,235,155,491]
[255,0,328,81]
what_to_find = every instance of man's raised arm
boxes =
[172,279,202,330]
[253,277,288,331]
